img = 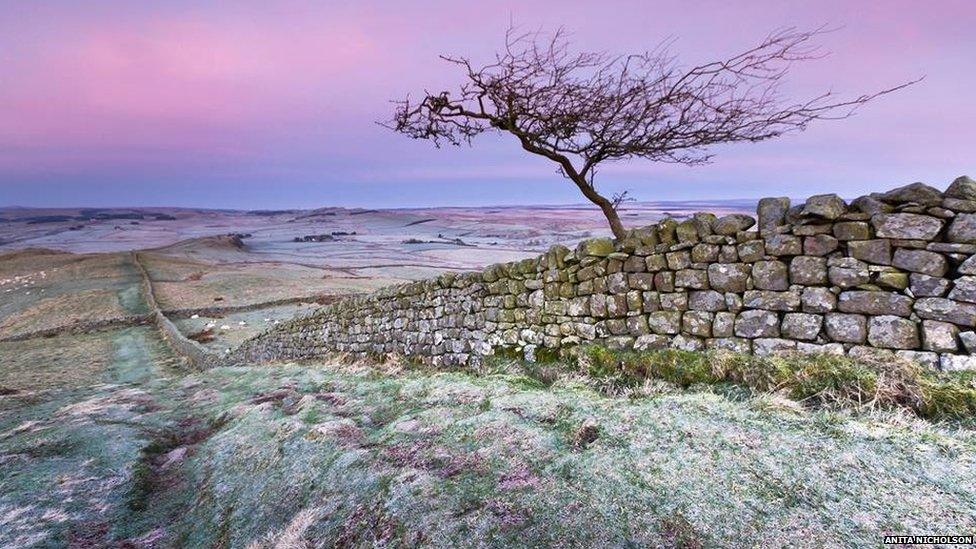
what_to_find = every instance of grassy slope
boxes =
[0,327,181,547]
[2,332,975,547]
[164,364,976,547]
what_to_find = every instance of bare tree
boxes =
[384,27,919,239]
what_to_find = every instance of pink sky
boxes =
[0,0,973,208]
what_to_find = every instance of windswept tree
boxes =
[385,27,918,239]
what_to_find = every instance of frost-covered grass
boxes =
[3,336,976,547]
[164,362,976,547]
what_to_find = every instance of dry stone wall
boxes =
[234,176,976,371]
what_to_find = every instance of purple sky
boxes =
[1,0,973,209]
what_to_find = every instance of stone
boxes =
[838,291,913,317]
[825,313,867,343]
[801,194,847,220]
[871,213,943,240]
[577,238,615,257]
[642,291,661,312]
[707,263,751,293]
[945,175,976,200]
[725,293,744,312]
[674,269,709,289]
[803,234,839,256]
[752,260,789,291]
[688,290,726,312]
[666,251,692,270]
[627,315,650,336]
[648,311,682,334]
[712,214,756,235]
[781,313,823,341]
[737,240,765,263]
[914,297,976,326]
[960,331,976,353]
[757,197,790,235]
[764,234,802,256]
[921,320,958,352]
[752,338,797,356]
[718,245,739,263]
[671,334,705,351]
[793,224,833,236]
[707,337,752,354]
[627,273,655,291]
[607,272,629,294]
[606,295,628,317]
[889,248,948,277]
[894,350,940,370]
[852,195,892,215]
[959,255,976,275]
[947,213,976,243]
[927,206,955,219]
[909,274,951,297]
[940,354,976,371]
[796,342,845,356]
[713,312,736,337]
[878,182,944,206]
[828,258,870,288]
[789,256,828,285]
[943,198,976,213]
[654,272,675,292]
[660,292,688,311]
[735,310,780,338]
[833,221,872,241]
[927,242,976,254]
[644,254,667,272]
[623,255,646,272]
[634,334,670,351]
[802,287,837,313]
[737,230,759,243]
[682,311,713,337]
[675,220,700,243]
[691,243,720,263]
[948,276,976,304]
[656,218,678,244]
[848,239,892,265]
[693,212,717,237]
[743,290,801,311]
[867,315,919,349]
[875,271,909,291]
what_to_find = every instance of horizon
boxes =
[1,1,973,209]
[4,195,867,213]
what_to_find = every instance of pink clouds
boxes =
[0,0,973,207]
[1,6,381,173]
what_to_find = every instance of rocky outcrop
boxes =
[234,176,976,372]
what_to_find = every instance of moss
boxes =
[918,372,976,420]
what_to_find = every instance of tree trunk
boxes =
[571,176,627,240]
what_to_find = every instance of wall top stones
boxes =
[234,176,976,372]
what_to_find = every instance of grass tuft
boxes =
[576,346,976,420]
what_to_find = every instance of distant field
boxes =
[0,250,147,339]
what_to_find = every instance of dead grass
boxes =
[0,334,112,392]
[576,346,976,420]
[0,289,128,337]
